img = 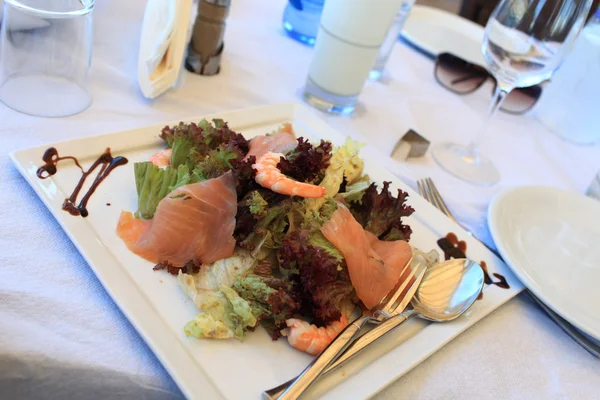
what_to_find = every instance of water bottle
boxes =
[282,0,325,46]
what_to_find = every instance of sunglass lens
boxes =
[501,85,542,114]
[436,53,488,94]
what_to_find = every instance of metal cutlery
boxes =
[416,177,600,359]
[270,259,427,400]
[264,258,484,399]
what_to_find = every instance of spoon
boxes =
[263,258,485,400]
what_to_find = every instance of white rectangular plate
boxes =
[10,103,523,400]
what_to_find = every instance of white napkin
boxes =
[138,0,195,99]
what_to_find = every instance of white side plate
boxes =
[10,103,522,399]
[401,5,485,66]
[489,186,600,341]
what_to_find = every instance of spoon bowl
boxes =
[411,258,485,322]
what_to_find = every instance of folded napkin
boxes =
[138,0,195,99]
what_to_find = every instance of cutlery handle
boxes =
[271,316,372,400]
[262,311,414,400]
[329,310,414,370]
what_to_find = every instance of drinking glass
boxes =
[303,0,403,115]
[370,0,415,81]
[432,0,594,185]
[0,0,94,117]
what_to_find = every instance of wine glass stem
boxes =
[466,84,512,162]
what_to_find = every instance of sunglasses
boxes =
[434,52,543,114]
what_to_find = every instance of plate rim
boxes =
[488,184,600,341]
[401,4,485,61]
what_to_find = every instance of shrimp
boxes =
[253,151,326,198]
[283,315,349,355]
[150,148,172,167]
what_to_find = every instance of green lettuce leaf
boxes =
[184,285,257,340]
[134,162,179,219]
[170,136,195,168]
[238,198,293,251]
[233,275,299,339]
[305,137,365,212]
[308,231,344,263]
[247,191,268,215]
[337,179,370,204]
[134,161,205,219]
[167,164,195,192]
[192,144,243,181]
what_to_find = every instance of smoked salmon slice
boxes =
[365,230,413,298]
[246,123,297,160]
[117,172,237,267]
[321,202,412,309]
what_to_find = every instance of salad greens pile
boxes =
[134,119,251,219]
[139,119,415,340]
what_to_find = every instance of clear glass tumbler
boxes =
[302,0,403,115]
[0,0,94,117]
[369,0,415,81]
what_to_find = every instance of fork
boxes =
[417,177,503,260]
[264,260,427,400]
[416,177,600,359]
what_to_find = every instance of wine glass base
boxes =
[432,142,500,186]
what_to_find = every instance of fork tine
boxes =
[423,178,445,215]
[426,178,455,221]
[390,262,427,314]
[421,178,436,208]
[380,258,414,311]
[427,178,452,216]
[417,180,425,197]
[421,179,434,204]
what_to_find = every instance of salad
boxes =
[116,119,423,355]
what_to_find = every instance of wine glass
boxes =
[432,0,594,185]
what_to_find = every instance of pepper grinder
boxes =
[185,0,231,75]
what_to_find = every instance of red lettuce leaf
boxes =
[348,182,415,241]
[159,119,249,154]
[231,156,257,196]
[277,137,333,183]
[278,230,354,326]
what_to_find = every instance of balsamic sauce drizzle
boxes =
[37,147,128,217]
[437,232,509,299]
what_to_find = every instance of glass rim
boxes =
[4,0,95,18]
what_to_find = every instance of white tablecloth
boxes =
[1,1,599,399]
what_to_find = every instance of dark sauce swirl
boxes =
[437,232,509,299]
[37,147,128,217]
